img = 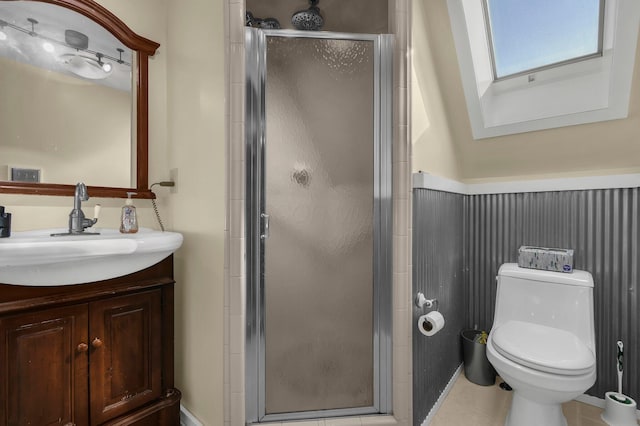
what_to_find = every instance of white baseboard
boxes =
[576,393,606,409]
[181,404,204,426]
[420,364,463,426]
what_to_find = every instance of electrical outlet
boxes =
[169,168,178,194]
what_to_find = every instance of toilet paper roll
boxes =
[418,311,445,337]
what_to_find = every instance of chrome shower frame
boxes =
[245,28,394,423]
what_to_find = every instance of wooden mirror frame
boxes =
[0,0,159,199]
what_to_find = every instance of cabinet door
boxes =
[0,304,89,426]
[89,290,162,425]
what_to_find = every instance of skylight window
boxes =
[446,0,640,139]
[484,0,603,79]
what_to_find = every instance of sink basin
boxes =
[0,227,183,286]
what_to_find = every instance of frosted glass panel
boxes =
[264,36,375,415]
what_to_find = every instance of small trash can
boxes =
[461,329,496,386]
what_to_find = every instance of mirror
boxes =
[0,0,159,198]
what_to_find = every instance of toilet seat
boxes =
[492,320,595,376]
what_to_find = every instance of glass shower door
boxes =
[246,29,393,422]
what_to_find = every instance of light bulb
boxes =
[0,31,7,41]
[42,41,54,52]
[102,62,112,73]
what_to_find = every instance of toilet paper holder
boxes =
[415,292,439,311]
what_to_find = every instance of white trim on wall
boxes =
[181,405,204,426]
[413,172,640,195]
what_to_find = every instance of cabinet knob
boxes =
[77,343,89,353]
[92,337,103,348]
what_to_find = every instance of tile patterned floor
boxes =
[430,374,638,426]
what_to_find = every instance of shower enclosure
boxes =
[245,28,393,422]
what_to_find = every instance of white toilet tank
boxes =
[493,263,595,353]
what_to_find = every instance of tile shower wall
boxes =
[413,187,640,424]
[412,189,466,425]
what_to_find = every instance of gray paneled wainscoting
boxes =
[412,189,466,425]
[413,187,639,425]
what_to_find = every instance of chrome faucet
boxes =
[68,183,100,234]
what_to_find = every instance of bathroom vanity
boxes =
[0,256,180,425]
[0,0,180,422]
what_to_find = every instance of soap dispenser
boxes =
[120,192,138,234]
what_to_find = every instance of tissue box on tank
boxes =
[517,246,574,273]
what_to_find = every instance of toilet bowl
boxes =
[487,264,597,426]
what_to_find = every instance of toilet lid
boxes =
[492,320,595,376]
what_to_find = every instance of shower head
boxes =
[246,11,282,29]
[260,18,281,30]
[291,0,324,31]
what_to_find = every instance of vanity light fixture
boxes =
[60,52,113,79]
[95,52,111,72]
[26,17,38,36]
[42,41,54,52]
[116,47,125,64]
[0,16,129,80]
[64,29,88,49]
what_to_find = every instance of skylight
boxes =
[447,0,640,139]
[484,0,603,79]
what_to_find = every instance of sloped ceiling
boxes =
[412,0,640,182]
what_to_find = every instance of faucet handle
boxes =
[93,204,101,221]
[88,204,101,228]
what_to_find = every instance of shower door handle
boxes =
[261,213,270,239]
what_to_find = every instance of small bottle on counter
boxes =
[119,192,138,234]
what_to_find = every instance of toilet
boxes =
[487,263,596,426]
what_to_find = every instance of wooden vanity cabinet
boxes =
[0,256,180,426]
[0,304,89,426]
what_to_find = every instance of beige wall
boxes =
[1,0,226,424]
[411,0,461,180]
[412,0,640,182]
[166,0,226,425]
